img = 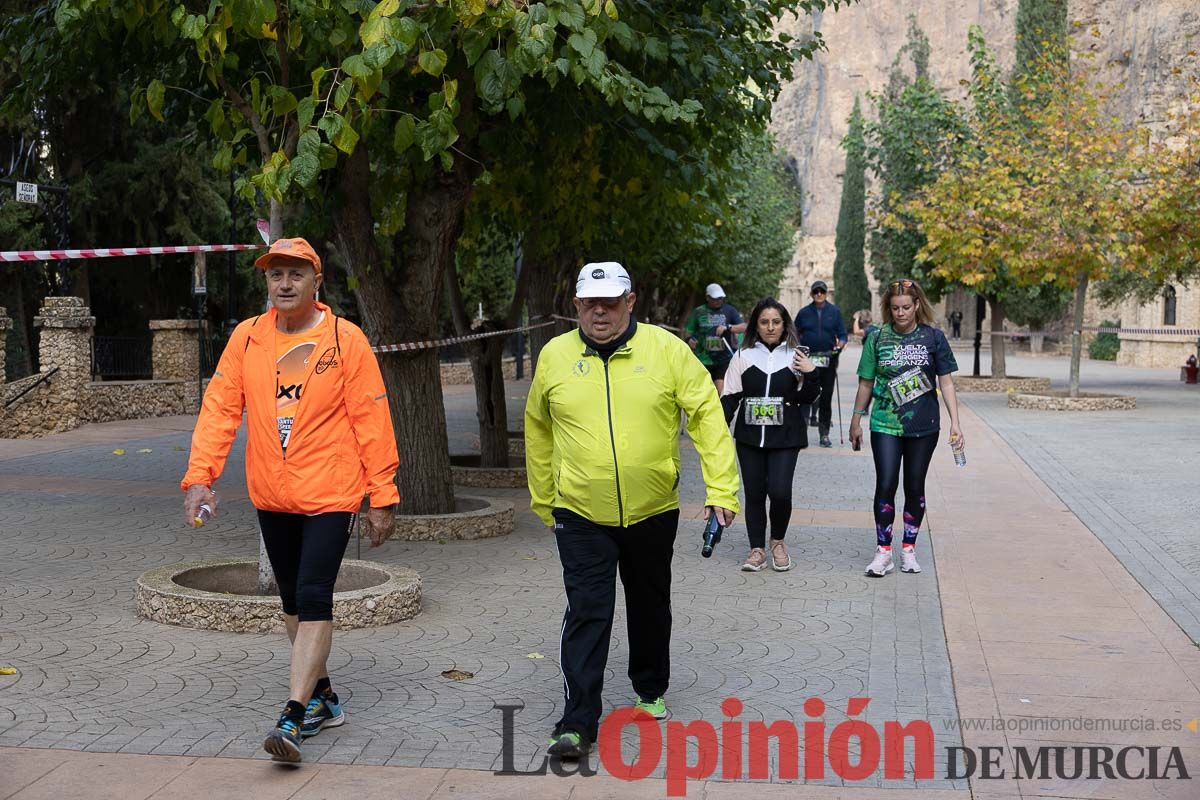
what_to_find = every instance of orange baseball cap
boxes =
[254,237,322,274]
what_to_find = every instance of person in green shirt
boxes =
[848,279,963,578]
[684,283,747,393]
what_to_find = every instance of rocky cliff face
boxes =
[770,0,1198,317]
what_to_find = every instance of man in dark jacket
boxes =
[795,280,848,447]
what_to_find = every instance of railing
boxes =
[4,367,59,408]
[91,336,152,380]
[201,330,227,379]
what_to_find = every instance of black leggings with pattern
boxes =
[870,431,938,547]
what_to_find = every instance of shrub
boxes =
[1088,319,1121,361]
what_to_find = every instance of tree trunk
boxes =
[444,254,521,469]
[988,297,1007,379]
[334,145,472,515]
[1031,333,1045,354]
[1069,273,1088,398]
[468,339,510,467]
[526,246,575,374]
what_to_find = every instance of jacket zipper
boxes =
[761,346,774,448]
[602,359,625,526]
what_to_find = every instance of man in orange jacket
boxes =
[181,237,399,763]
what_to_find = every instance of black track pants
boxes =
[552,507,679,741]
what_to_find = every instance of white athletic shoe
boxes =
[899,546,922,573]
[865,546,894,577]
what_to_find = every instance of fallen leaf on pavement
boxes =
[112,449,125,456]
[0,667,17,675]
[137,448,153,454]
[441,669,474,681]
[527,652,545,659]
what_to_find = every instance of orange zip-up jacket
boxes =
[181,303,400,513]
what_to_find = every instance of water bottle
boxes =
[950,435,966,468]
[193,500,214,528]
[701,514,724,558]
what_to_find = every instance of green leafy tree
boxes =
[833,95,869,316]
[865,16,965,299]
[52,0,855,513]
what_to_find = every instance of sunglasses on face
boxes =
[812,289,826,295]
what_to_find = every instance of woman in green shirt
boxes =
[848,279,963,577]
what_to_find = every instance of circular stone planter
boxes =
[393,494,514,541]
[1007,391,1137,411]
[450,453,528,488]
[954,375,1052,393]
[136,558,421,633]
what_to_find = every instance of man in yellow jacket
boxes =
[525,262,740,760]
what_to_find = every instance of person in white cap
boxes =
[525,262,740,761]
[684,282,747,393]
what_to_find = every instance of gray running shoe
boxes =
[865,546,894,577]
[900,546,922,573]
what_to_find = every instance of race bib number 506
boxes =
[744,397,784,426]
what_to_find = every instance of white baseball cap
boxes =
[576,262,632,298]
[705,283,726,299]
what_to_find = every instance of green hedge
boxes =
[1088,319,1121,361]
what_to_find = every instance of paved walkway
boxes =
[3,348,1200,798]
[955,351,1200,644]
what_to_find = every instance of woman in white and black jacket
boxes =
[721,298,819,572]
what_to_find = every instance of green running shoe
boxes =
[547,730,590,759]
[634,696,667,720]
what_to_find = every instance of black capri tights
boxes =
[736,442,800,549]
[258,510,356,622]
[870,431,938,547]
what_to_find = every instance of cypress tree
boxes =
[1011,0,1069,110]
[833,96,870,315]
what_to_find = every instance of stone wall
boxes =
[1,298,203,439]
[85,381,196,424]
[149,320,202,380]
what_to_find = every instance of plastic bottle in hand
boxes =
[950,435,966,467]
[193,497,215,528]
[701,514,724,558]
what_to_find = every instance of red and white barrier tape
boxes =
[551,313,681,332]
[371,320,556,354]
[0,243,267,262]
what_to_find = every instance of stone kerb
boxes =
[449,454,529,488]
[136,558,421,633]
[149,319,201,381]
[393,495,515,541]
[954,375,1053,393]
[1007,391,1137,411]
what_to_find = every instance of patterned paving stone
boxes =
[0,376,964,789]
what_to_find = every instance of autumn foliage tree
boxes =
[904,31,1197,395]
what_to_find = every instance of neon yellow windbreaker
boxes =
[524,322,740,528]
